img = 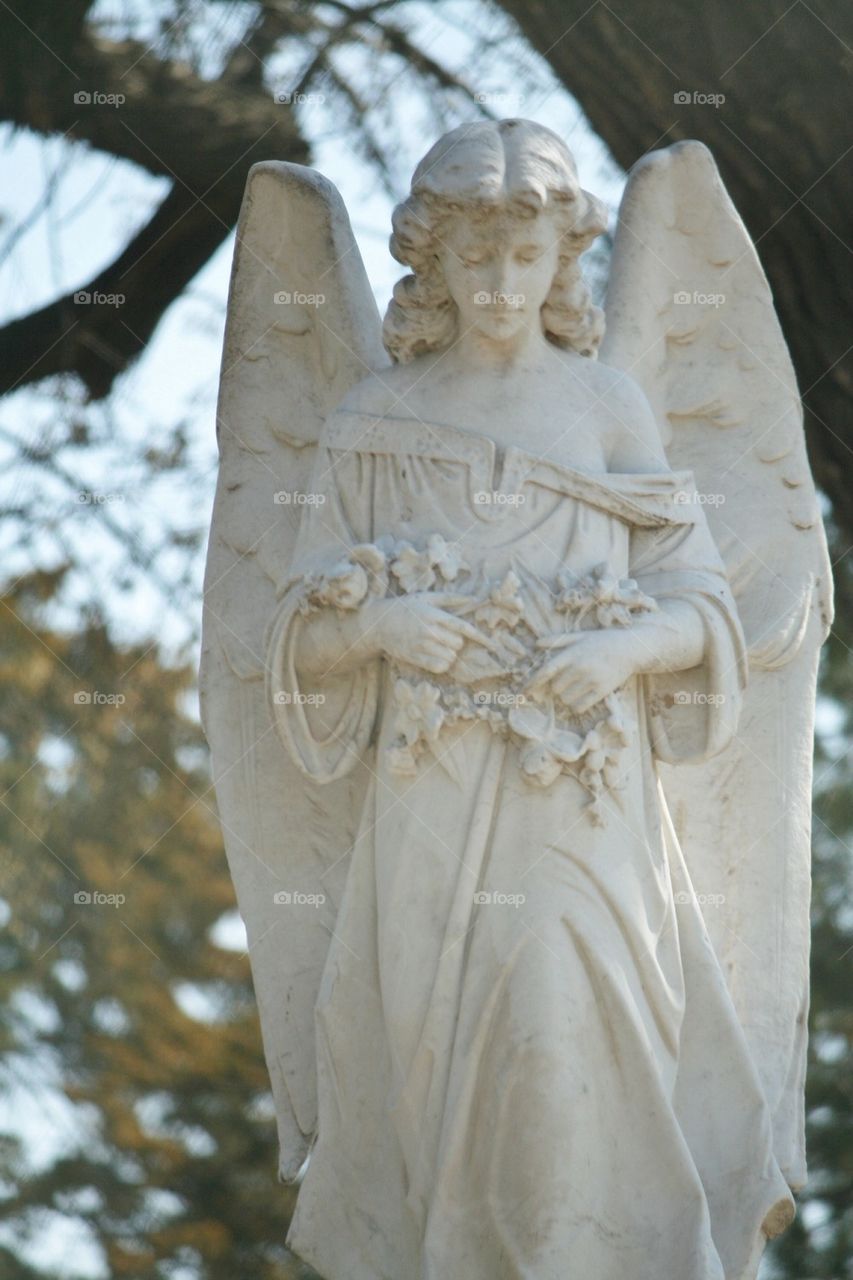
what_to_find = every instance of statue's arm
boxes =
[603,380,706,675]
[294,601,383,679]
[295,592,485,682]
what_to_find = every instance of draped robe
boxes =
[267,409,793,1280]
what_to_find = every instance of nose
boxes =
[483,253,519,301]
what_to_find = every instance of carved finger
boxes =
[417,654,451,674]
[525,654,571,693]
[536,631,587,652]
[573,690,605,715]
[441,615,502,651]
[416,643,456,672]
[429,625,465,651]
[552,669,589,698]
[555,676,596,705]
[569,682,610,713]
[426,592,472,609]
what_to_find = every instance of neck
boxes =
[455,323,548,373]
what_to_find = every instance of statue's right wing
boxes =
[602,142,833,1188]
[200,162,388,1178]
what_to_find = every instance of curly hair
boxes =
[383,119,607,364]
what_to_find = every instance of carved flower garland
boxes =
[298,542,390,613]
[295,534,655,822]
[390,534,467,592]
[388,680,445,777]
[554,564,657,631]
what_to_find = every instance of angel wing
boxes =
[602,141,833,1189]
[200,162,387,1178]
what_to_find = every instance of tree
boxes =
[0,0,469,399]
[0,572,316,1278]
[0,2,850,1276]
[1,1,850,545]
[494,0,853,547]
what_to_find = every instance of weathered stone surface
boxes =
[202,119,831,1280]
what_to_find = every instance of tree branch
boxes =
[0,135,308,399]
[495,0,853,542]
[0,3,310,398]
[2,31,298,186]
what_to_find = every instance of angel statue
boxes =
[200,119,832,1280]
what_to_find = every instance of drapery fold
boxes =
[265,415,791,1280]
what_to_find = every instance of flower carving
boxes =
[387,679,447,776]
[351,543,390,597]
[427,533,467,582]
[386,743,418,777]
[306,559,370,611]
[505,695,631,820]
[297,535,637,823]
[391,542,436,593]
[508,703,586,788]
[474,570,525,630]
[391,534,467,593]
[556,563,656,629]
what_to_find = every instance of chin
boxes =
[477,316,527,342]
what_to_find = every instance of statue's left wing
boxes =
[602,141,833,1188]
[200,162,387,1178]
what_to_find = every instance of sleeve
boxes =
[265,440,383,783]
[629,477,748,766]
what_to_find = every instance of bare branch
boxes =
[0,143,309,399]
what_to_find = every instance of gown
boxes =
[267,408,794,1280]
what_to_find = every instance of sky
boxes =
[0,4,629,1275]
[2,3,832,1276]
[0,0,625,661]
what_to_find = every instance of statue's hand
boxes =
[524,629,641,714]
[366,593,494,675]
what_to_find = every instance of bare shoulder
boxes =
[571,355,670,473]
[552,351,647,413]
[337,354,440,418]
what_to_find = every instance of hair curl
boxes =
[383,119,607,364]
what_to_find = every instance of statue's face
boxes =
[437,207,561,346]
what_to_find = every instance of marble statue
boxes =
[200,119,832,1280]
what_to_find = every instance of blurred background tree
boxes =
[0,572,312,1277]
[0,2,849,1277]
